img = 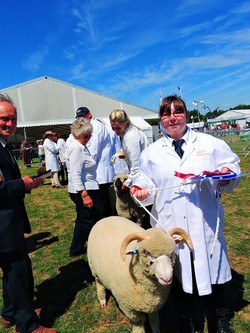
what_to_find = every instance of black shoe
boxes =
[177,316,194,333]
[216,308,233,333]
[217,319,233,333]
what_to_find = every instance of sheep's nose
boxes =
[159,276,172,285]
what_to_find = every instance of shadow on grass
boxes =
[34,258,94,327]
[225,269,249,316]
[26,232,59,253]
[33,263,249,332]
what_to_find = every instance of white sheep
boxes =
[87,216,193,333]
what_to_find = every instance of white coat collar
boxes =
[161,127,197,161]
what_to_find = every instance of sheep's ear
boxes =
[120,232,150,261]
[126,246,138,256]
[167,227,193,250]
[172,235,184,244]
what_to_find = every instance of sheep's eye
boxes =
[148,260,154,266]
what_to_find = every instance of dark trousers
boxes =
[0,248,39,333]
[98,182,115,218]
[22,150,32,167]
[172,262,228,333]
[58,162,68,185]
[69,190,100,257]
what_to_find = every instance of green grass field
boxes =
[0,139,249,332]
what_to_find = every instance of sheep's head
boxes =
[120,227,193,286]
[113,173,128,192]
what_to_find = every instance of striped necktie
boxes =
[173,139,184,158]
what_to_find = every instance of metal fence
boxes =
[206,129,250,157]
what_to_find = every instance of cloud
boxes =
[233,2,250,14]
[72,6,98,44]
[22,47,49,73]
[70,61,91,81]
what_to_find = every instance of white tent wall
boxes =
[187,121,205,130]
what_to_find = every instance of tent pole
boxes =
[23,127,27,139]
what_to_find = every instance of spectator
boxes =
[54,133,68,185]
[20,138,33,168]
[43,131,64,189]
[130,96,240,333]
[0,93,58,333]
[36,139,45,167]
[66,118,100,257]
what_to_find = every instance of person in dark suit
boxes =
[0,93,58,333]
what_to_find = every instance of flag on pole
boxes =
[178,86,182,99]
[159,89,163,106]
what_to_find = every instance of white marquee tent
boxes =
[1,76,158,143]
[207,109,250,129]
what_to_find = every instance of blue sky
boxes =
[1,0,250,113]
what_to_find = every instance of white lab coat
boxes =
[133,128,240,295]
[87,118,115,184]
[120,124,148,187]
[110,131,129,175]
[43,138,60,172]
[56,138,66,163]
[66,136,99,193]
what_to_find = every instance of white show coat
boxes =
[133,128,240,296]
[56,138,66,163]
[66,136,99,193]
[87,118,115,184]
[43,138,60,172]
[110,131,129,175]
[120,124,148,187]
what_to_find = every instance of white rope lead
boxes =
[132,195,159,225]
[210,185,221,257]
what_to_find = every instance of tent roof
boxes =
[1,76,158,143]
[208,109,250,123]
[1,76,158,128]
